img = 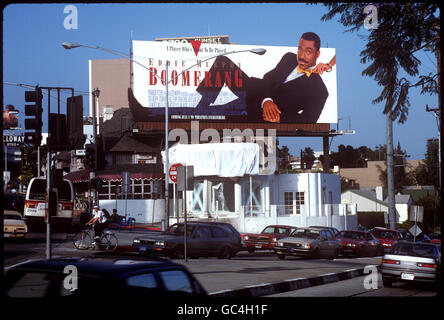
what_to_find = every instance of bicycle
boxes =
[73,226,118,252]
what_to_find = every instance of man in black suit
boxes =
[195,32,335,123]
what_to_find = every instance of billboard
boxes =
[3,104,19,129]
[131,33,337,124]
[155,35,231,45]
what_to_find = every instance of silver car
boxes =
[380,241,441,287]
[274,227,341,260]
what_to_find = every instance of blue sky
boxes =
[3,3,440,160]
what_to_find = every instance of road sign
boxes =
[169,163,183,184]
[409,225,422,237]
[3,134,24,147]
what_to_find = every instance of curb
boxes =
[209,267,374,297]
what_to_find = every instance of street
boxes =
[3,231,439,298]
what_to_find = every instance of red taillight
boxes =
[382,259,400,265]
[62,203,73,210]
[25,201,38,208]
[417,263,438,269]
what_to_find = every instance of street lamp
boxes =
[62,41,266,229]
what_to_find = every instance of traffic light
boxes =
[83,143,96,170]
[67,95,85,150]
[24,86,43,148]
[48,113,68,151]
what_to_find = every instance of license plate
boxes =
[401,273,415,280]
[255,244,263,249]
[4,233,10,238]
[139,246,147,252]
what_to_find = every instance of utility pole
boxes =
[91,88,100,205]
[386,109,396,230]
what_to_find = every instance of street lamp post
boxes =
[62,41,266,229]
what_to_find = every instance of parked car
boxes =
[309,226,340,237]
[3,210,28,238]
[3,257,207,298]
[380,241,441,287]
[274,227,342,260]
[133,222,241,259]
[427,233,441,245]
[242,225,296,253]
[336,230,384,257]
[370,227,403,252]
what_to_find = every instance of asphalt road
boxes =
[3,232,439,298]
[266,273,439,297]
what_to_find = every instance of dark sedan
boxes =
[133,222,242,259]
[336,230,384,257]
[4,257,207,298]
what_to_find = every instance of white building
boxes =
[341,187,415,223]
[167,143,357,233]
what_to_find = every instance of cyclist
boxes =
[86,205,109,244]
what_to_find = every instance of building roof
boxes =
[384,194,412,204]
[345,189,387,206]
[110,135,160,153]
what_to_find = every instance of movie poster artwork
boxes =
[132,38,337,124]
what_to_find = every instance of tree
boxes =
[330,144,366,168]
[301,147,316,169]
[321,3,439,123]
[277,144,292,171]
[409,138,439,187]
[20,144,47,188]
[377,141,410,192]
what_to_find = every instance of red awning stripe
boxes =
[64,170,164,183]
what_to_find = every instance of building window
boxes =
[242,181,262,213]
[97,179,162,200]
[283,191,305,215]
[211,181,235,213]
[284,192,294,214]
[295,192,305,214]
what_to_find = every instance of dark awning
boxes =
[64,167,164,183]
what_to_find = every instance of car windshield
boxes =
[390,243,438,258]
[164,224,195,236]
[262,227,275,234]
[4,214,22,220]
[339,231,365,240]
[372,230,398,239]
[291,229,320,239]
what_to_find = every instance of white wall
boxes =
[342,191,388,213]
[99,199,165,224]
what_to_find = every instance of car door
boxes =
[324,230,336,254]
[211,226,231,255]
[319,230,329,256]
[191,226,212,256]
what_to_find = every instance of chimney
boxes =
[376,186,383,201]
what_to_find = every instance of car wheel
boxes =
[277,254,285,260]
[382,277,393,288]
[218,246,232,259]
